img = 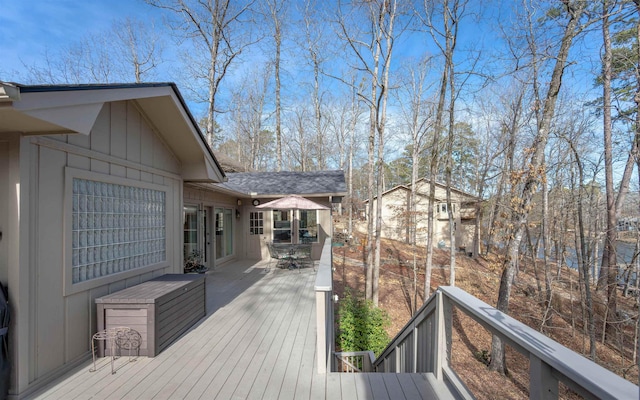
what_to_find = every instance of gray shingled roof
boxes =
[217,170,346,196]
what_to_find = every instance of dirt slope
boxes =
[332,231,639,399]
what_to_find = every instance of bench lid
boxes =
[95,274,205,304]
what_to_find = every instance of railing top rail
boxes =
[439,286,639,400]
[314,239,333,292]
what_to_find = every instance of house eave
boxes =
[0,82,226,183]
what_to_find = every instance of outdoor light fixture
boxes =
[236,209,240,219]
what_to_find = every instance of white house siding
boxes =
[14,101,184,395]
[370,184,476,249]
[379,189,410,241]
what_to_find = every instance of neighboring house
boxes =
[0,82,344,398]
[366,178,478,250]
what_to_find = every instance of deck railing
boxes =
[373,286,639,400]
[315,239,334,374]
[334,351,375,372]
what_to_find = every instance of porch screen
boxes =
[71,179,166,284]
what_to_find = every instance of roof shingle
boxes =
[217,170,346,196]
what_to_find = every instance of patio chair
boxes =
[291,244,313,271]
[267,242,290,270]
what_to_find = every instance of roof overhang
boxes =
[186,182,346,201]
[0,82,225,183]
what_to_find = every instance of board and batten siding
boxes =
[20,101,184,392]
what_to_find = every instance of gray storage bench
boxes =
[95,274,206,357]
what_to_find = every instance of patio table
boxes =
[271,243,312,270]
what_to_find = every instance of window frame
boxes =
[250,211,264,235]
[272,209,292,243]
[298,210,319,243]
[214,207,234,260]
[64,167,171,296]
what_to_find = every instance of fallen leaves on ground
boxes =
[332,231,639,399]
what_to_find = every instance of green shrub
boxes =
[337,289,391,357]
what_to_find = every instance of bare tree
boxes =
[395,57,433,246]
[560,112,598,359]
[146,0,257,146]
[598,0,620,333]
[23,18,163,85]
[469,90,512,259]
[112,18,164,83]
[263,0,286,171]
[286,104,313,171]
[416,0,457,298]
[489,0,588,375]
[394,57,433,313]
[24,34,114,84]
[302,0,330,171]
[335,0,403,305]
[223,64,273,170]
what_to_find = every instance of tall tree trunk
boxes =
[372,0,397,306]
[598,0,619,334]
[484,89,523,256]
[445,2,458,285]
[348,85,358,239]
[569,142,596,359]
[366,96,376,301]
[424,77,446,299]
[489,1,585,374]
[424,0,452,299]
[541,155,552,328]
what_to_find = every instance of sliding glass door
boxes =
[215,207,233,259]
[183,206,199,261]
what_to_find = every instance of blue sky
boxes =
[0,0,628,182]
[1,0,161,79]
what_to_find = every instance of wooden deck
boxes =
[27,261,451,400]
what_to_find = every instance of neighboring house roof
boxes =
[212,150,251,173]
[216,170,347,197]
[0,81,226,183]
[365,179,478,203]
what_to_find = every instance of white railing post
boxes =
[315,290,328,374]
[315,240,333,374]
[433,291,445,380]
[412,323,418,373]
[432,290,453,381]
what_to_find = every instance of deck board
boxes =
[26,260,451,400]
[367,373,391,400]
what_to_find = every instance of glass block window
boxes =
[249,211,263,235]
[71,178,166,284]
